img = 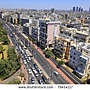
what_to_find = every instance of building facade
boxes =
[39,20,60,49]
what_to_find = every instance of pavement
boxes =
[20,59,28,84]
[0,69,20,84]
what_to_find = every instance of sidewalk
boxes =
[20,59,28,84]
[0,69,20,84]
[7,35,14,46]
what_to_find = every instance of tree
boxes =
[1,35,9,45]
[0,44,4,59]
[57,60,65,68]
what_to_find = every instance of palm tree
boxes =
[0,44,4,59]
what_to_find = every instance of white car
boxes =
[37,68,42,74]
[28,69,32,74]
[24,61,27,64]
[28,57,31,61]
[27,60,30,63]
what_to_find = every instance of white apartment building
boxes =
[23,23,32,35]
[68,42,90,78]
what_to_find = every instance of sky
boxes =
[0,0,90,10]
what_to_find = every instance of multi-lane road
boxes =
[2,19,83,84]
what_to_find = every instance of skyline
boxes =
[0,0,90,10]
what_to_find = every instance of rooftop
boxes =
[76,31,89,36]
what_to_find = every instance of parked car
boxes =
[37,68,42,74]
[31,77,35,84]
[33,70,39,77]
[28,69,32,74]
[33,63,38,69]
[38,79,43,84]
[31,67,35,71]
[42,76,47,83]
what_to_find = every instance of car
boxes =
[27,60,30,63]
[23,60,26,62]
[38,79,43,84]
[27,59,30,62]
[28,57,31,61]
[42,76,47,83]
[33,70,39,77]
[24,61,27,65]
[53,71,59,77]
[28,69,32,74]
[31,77,35,84]
[27,54,29,57]
[25,56,28,59]
[31,67,35,71]
[33,63,38,69]
[37,68,42,74]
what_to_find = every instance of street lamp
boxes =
[49,68,53,80]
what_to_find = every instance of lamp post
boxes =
[49,68,52,80]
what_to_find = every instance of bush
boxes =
[7,78,21,84]
[44,50,55,58]
[58,61,65,66]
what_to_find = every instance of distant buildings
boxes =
[73,7,83,12]
[73,7,75,12]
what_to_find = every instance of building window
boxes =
[70,56,72,58]
[73,61,75,64]
[73,57,75,60]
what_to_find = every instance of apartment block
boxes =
[31,20,40,42]
[39,19,60,49]
[53,36,75,60]
[23,23,32,35]
[68,42,90,78]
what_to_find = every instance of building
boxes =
[23,23,32,35]
[75,31,90,43]
[68,42,90,78]
[73,7,76,12]
[68,43,83,69]
[31,20,40,43]
[21,17,32,26]
[39,19,60,49]
[0,12,7,19]
[53,36,75,61]
[76,7,79,12]
[79,7,81,12]
[60,26,77,38]
[76,55,90,78]
[51,8,55,13]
